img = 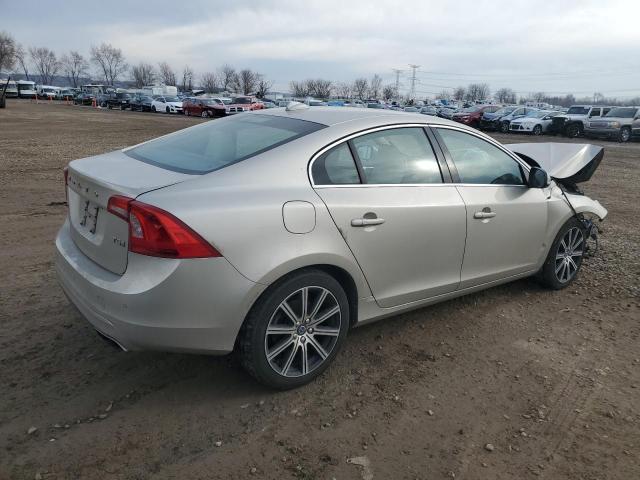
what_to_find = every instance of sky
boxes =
[2,0,640,99]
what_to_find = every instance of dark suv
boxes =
[106,92,134,110]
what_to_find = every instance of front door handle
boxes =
[474,210,496,219]
[351,217,385,227]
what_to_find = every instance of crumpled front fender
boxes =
[566,193,608,220]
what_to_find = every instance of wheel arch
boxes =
[236,262,361,352]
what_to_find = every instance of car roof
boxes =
[251,105,462,129]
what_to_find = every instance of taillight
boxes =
[107,195,221,259]
[63,167,69,204]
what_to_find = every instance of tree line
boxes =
[0,31,273,96]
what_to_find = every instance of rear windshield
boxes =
[126,114,326,174]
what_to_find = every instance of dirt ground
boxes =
[0,99,638,480]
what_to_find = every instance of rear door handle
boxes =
[351,217,385,227]
[473,211,496,219]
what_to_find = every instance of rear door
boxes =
[312,126,467,308]
[433,126,548,288]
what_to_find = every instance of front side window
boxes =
[127,114,326,174]
[437,128,525,185]
[351,128,442,184]
[312,143,360,185]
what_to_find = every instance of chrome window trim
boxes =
[308,122,531,189]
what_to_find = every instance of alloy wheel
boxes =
[265,286,341,378]
[555,227,584,283]
[620,128,631,142]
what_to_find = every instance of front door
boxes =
[311,127,467,308]
[434,127,548,288]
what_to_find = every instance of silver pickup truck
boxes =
[584,106,640,143]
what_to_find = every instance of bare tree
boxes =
[29,47,59,85]
[494,87,516,104]
[158,62,177,85]
[465,83,490,102]
[368,74,382,99]
[531,91,545,103]
[334,82,351,99]
[382,85,395,101]
[131,62,155,88]
[255,74,273,98]
[453,86,466,101]
[593,92,605,104]
[352,78,368,100]
[220,64,237,92]
[201,71,219,93]
[290,80,310,97]
[0,31,17,72]
[181,65,194,91]
[60,51,88,87]
[308,79,332,98]
[90,43,127,85]
[237,69,258,95]
[14,44,29,80]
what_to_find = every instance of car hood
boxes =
[505,143,603,184]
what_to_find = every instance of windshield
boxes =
[126,114,326,174]
[525,110,544,118]
[233,97,252,104]
[566,106,590,115]
[605,107,638,118]
[494,106,516,116]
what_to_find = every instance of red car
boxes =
[452,105,500,128]
[183,98,227,118]
[226,96,264,114]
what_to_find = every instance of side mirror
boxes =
[528,167,549,188]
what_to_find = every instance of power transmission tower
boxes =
[392,68,403,101]
[408,64,420,102]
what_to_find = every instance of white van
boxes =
[17,80,37,98]
[37,85,61,99]
[1,79,18,98]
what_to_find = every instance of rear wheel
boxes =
[539,218,586,289]
[239,270,349,389]
[619,127,631,143]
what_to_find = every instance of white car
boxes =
[510,110,560,135]
[151,95,183,114]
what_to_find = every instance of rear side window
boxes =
[437,128,524,185]
[312,143,360,185]
[351,128,442,184]
[126,114,326,174]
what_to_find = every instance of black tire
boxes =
[201,111,208,118]
[539,217,586,290]
[151,105,156,112]
[532,124,542,136]
[500,121,510,133]
[565,123,582,138]
[185,109,190,116]
[239,269,350,389]
[619,127,631,143]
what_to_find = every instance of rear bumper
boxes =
[55,219,264,354]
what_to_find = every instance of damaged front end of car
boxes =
[507,142,608,258]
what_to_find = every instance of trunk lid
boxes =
[67,150,193,275]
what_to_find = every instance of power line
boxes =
[392,68,403,101]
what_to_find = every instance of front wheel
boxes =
[619,127,631,143]
[539,218,586,289]
[151,105,156,112]
[565,123,582,138]
[500,121,510,133]
[201,111,208,118]
[532,124,542,136]
[239,270,349,389]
